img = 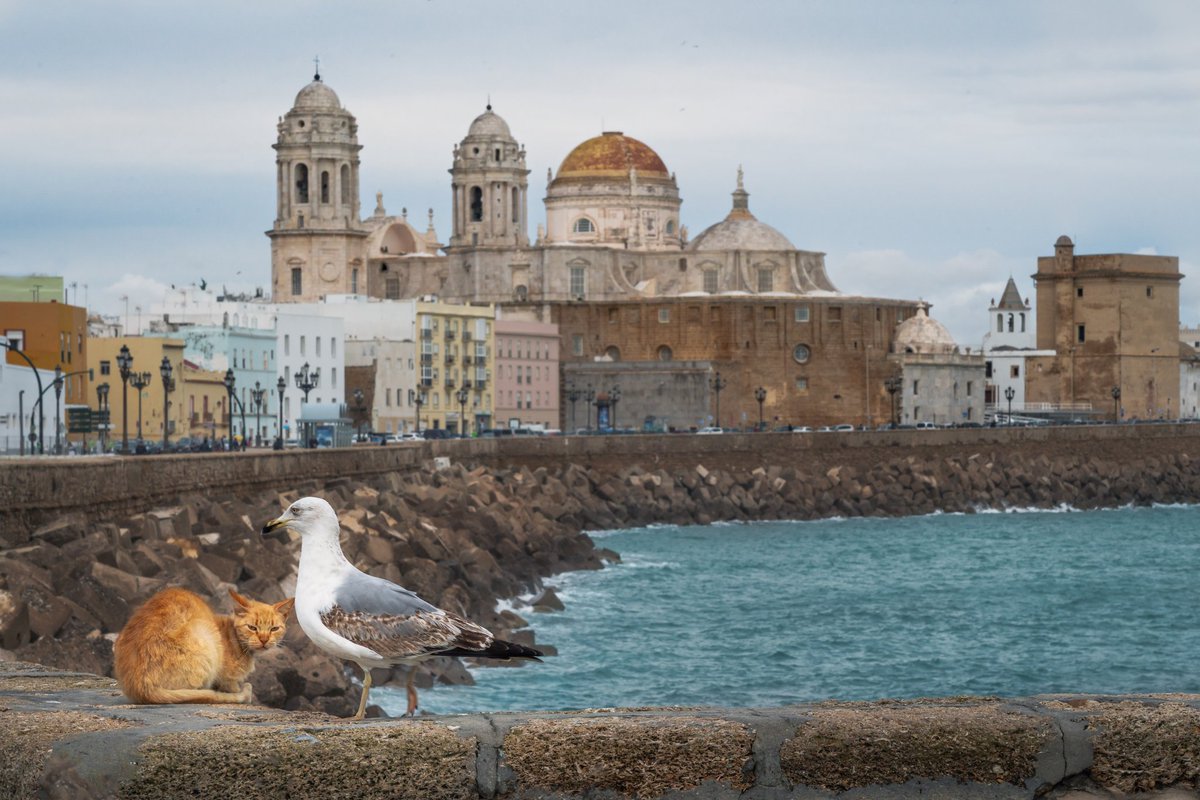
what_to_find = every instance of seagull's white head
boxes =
[262,496,339,543]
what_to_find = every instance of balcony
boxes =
[444,376,456,387]
[463,356,473,365]
[444,354,456,365]
[420,377,433,387]
[444,329,456,340]
[421,353,433,364]
[421,328,433,339]
[473,354,488,365]
[463,331,473,342]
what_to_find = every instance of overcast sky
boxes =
[2,0,1198,345]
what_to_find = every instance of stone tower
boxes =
[268,71,367,302]
[448,105,529,249]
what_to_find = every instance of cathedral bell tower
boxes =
[448,105,530,249]
[267,70,367,302]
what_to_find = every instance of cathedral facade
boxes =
[268,74,925,429]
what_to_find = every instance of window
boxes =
[331,368,337,388]
[795,305,810,323]
[1007,313,1014,333]
[572,334,584,356]
[291,268,302,296]
[913,379,920,395]
[284,335,290,356]
[1076,287,1083,298]
[300,336,306,356]
[997,313,1003,333]
[331,338,337,357]
[828,307,842,322]
[658,307,670,323]
[386,277,400,299]
[609,307,618,324]
[795,377,808,390]
[665,220,675,235]
[1147,286,1154,298]
[295,164,309,203]
[340,164,350,204]
[757,268,773,293]
[792,344,811,364]
[470,187,483,222]
[764,306,777,322]
[1010,365,1020,379]
[967,381,973,396]
[1020,313,1026,333]
[320,170,330,203]
[704,270,718,294]
[604,346,620,360]
[657,345,672,361]
[100,360,111,376]
[1077,325,1086,343]
[316,337,322,357]
[351,268,359,294]
[572,218,595,234]
[569,266,586,298]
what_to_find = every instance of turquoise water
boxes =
[378,505,1200,715]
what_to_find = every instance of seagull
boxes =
[263,496,542,720]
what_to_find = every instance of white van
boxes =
[915,421,938,430]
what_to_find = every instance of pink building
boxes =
[494,318,560,431]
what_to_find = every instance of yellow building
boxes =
[89,338,185,447]
[415,300,495,434]
[180,360,232,442]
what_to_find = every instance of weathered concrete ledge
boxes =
[4,662,1199,799]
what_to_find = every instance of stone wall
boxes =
[3,661,1199,799]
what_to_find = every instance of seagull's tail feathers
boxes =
[440,638,544,662]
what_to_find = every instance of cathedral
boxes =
[268,72,926,429]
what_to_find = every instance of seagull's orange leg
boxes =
[352,669,372,721]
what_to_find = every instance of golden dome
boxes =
[555,131,670,181]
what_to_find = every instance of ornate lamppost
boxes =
[754,386,766,432]
[567,385,581,432]
[223,369,236,449]
[52,365,63,454]
[130,370,152,446]
[585,385,596,431]
[884,376,902,427]
[410,389,425,434]
[96,382,110,452]
[1111,385,1121,422]
[352,388,367,441]
[252,381,266,447]
[1004,385,1015,426]
[455,385,469,437]
[160,356,173,450]
[710,371,727,428]
[275,375,286,449]
[610,385,621,430]
[117,344,133,452]
[294,362,319,448]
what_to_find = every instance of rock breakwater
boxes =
[1,447,1198,715]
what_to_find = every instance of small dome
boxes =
[293,79,342,111]
[556,132,670,180]
[1055,235,1074,247]
[894,305,957,354]
[467,106,512,139]
[689,217,794,251]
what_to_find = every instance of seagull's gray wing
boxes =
[320,569,495,659]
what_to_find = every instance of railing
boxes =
[421,329,433,339]
[444,354,455,364]
[444,329,456,340]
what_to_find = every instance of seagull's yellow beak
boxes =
[261,515,288,535]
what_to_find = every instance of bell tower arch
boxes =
[448,105,529,250]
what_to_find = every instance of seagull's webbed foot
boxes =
[406,667,419,717]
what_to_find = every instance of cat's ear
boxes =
[229,589,253,610]
[274,597,296,619]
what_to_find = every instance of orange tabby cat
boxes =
[114,587,294,705]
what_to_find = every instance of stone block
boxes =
[0,590,31,650]
[89,562,165,604]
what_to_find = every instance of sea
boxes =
[375,504,1200,716]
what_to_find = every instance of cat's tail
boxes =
[123,684,252,705]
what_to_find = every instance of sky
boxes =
[1,0,1198,346]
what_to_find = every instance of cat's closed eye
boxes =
[247,625,258,631]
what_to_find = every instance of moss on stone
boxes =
[502,716,754,797]
[780,703,1050,791]
[1089,701,1200,794]
[119,723,476,800]
[0,710,132,799]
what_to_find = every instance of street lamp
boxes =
[160,356,173,449]
[275,375,286,449]
[754,386,766,432]
[96,382,110,452]
[585,385,596,431]
[710,372,727,428]
[130,370,152,446]
[884,376,902,427]
[410,389,425,434]
[352,388,367,441]
[1004,385,1015,426]
[294,362,319,448]
[53,365,63,454]
[567,385,581,432]
[1111,385,1121,421]
[117,344,133,452]
[610,385,621,430]
[252,381,266,447]
[223,368,236,449]
[455,385,469,436]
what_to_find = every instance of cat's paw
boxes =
[237,684,253,704]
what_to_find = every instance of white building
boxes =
[0,336,62,454]
[981,277,1054,418]
[890,306,986,426]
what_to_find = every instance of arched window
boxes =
[605,346,620,361]
[470,187,483,222]
[996,313,1003,332]
[704,270,719,294]
[340,165,350,205]
[572,217,595,234]
[295,164,309,203]
[1007,313,1014,333]
[792,344,811,364]
[665,220,676,235]
[657,345,673,361]
[1020,313,1026,333]
[511,187,519,223]
[320,171,330,203]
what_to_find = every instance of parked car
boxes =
[399,431,423,441]
[422,428,450,440]
[915,421,938,430]
[832,424,855,432]
[697,426,724,435]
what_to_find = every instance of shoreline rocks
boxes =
[3,449,1200,715]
